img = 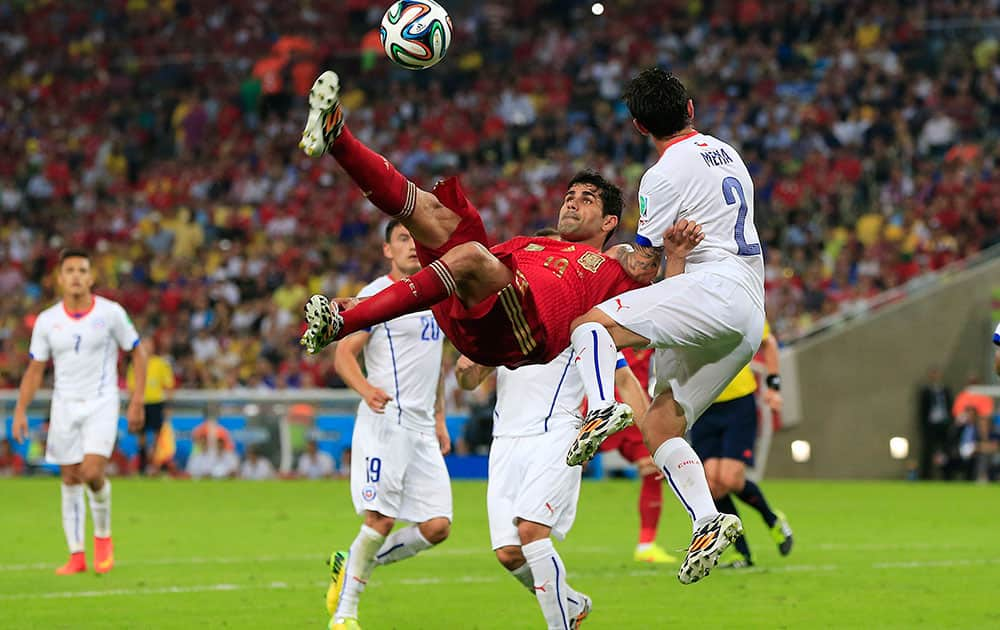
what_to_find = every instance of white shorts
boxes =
[46,395,120,465]
[350,412,452,523]
[597,267,765,427]
[487,424,582,550]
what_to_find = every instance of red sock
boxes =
[331,125,416,218]
[339,260,456,337]
[638,472,662,545]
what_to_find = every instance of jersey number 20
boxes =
[723,177,761,256]
[420,316,441,341]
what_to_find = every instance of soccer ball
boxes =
[380,0,453,70]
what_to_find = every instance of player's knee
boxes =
[719,467,745,495]
[516,520,550,546]
[80,464,104,488]
[364,511,395,535]
[570,309,605,332]
[420,518,451,545]
[442,241,491,277]
[706,475,727,500]
[495,546,525,571]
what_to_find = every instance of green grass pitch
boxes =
[2,478,998,629]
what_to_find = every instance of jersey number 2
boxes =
[723,177,761,256]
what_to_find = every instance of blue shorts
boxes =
[689,394,758,466]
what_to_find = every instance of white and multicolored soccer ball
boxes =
[380,0,453,70]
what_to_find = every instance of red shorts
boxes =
[421,178,550,368]
[598,424,650,462]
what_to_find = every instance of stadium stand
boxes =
[1,0,998,398]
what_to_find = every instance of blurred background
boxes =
[1,0,999,482]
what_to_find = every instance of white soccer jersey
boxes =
[28,296,140,400]
[356,276,444,434]
[637,131,765,308]
[495,348,627,437]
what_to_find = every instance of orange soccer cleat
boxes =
[55,552,87,575]
[94,536,114,574]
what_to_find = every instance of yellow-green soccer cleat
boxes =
[716,545,753,569]
[325,550,349,617]
[329,618,361,630]
[300,70,345,157]
[678,513,743,585]
[770,509,794,556]
[633,543,679,564]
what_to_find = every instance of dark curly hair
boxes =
[622,67,691,138]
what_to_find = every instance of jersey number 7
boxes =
[723,177,761,256]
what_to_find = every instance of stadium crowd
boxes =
[1,0,999,391]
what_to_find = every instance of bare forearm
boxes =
[664,255,686,278]
[130,346,148,405]
[15,366,43,414]
[334,332,375,396]
[435,372,446,418]
[334,351,372,396]
[761,335,780,374]
[455,363,493,390]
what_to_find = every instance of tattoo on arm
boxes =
[617,244,663,282]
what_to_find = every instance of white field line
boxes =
[2,558,998,601]
[0,541,982,574]
[0,547,618,573]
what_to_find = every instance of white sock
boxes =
[509,562,534,592]
[523,539,573,630]
[61,483,85,554]
[653,438,719,526]
[85,480,112,538]
[571,322,618,411]
[335,525,386,620]
[372,526,433,566]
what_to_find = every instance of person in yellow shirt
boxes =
[127,338,176,475]
[688,321,793,568]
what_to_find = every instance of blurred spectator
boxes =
[240,445,277,480]
[106,444,137,477]
[0,438,26,477]
[918,367,953,480]
[954,407,1000,483]
[338,446,352,478]
[457,390,496,456]
[186,433,240,480]
[2,0,999,382]
[127,337,176,475]
[297,439,335,479]
[952,374,995,419]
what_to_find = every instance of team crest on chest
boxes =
[577,251,606,273]
[524,243,546,252]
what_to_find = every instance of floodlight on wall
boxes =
[790,440,811,463]
[889,437,909,460]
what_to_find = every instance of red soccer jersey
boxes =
[490,236,642,361]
